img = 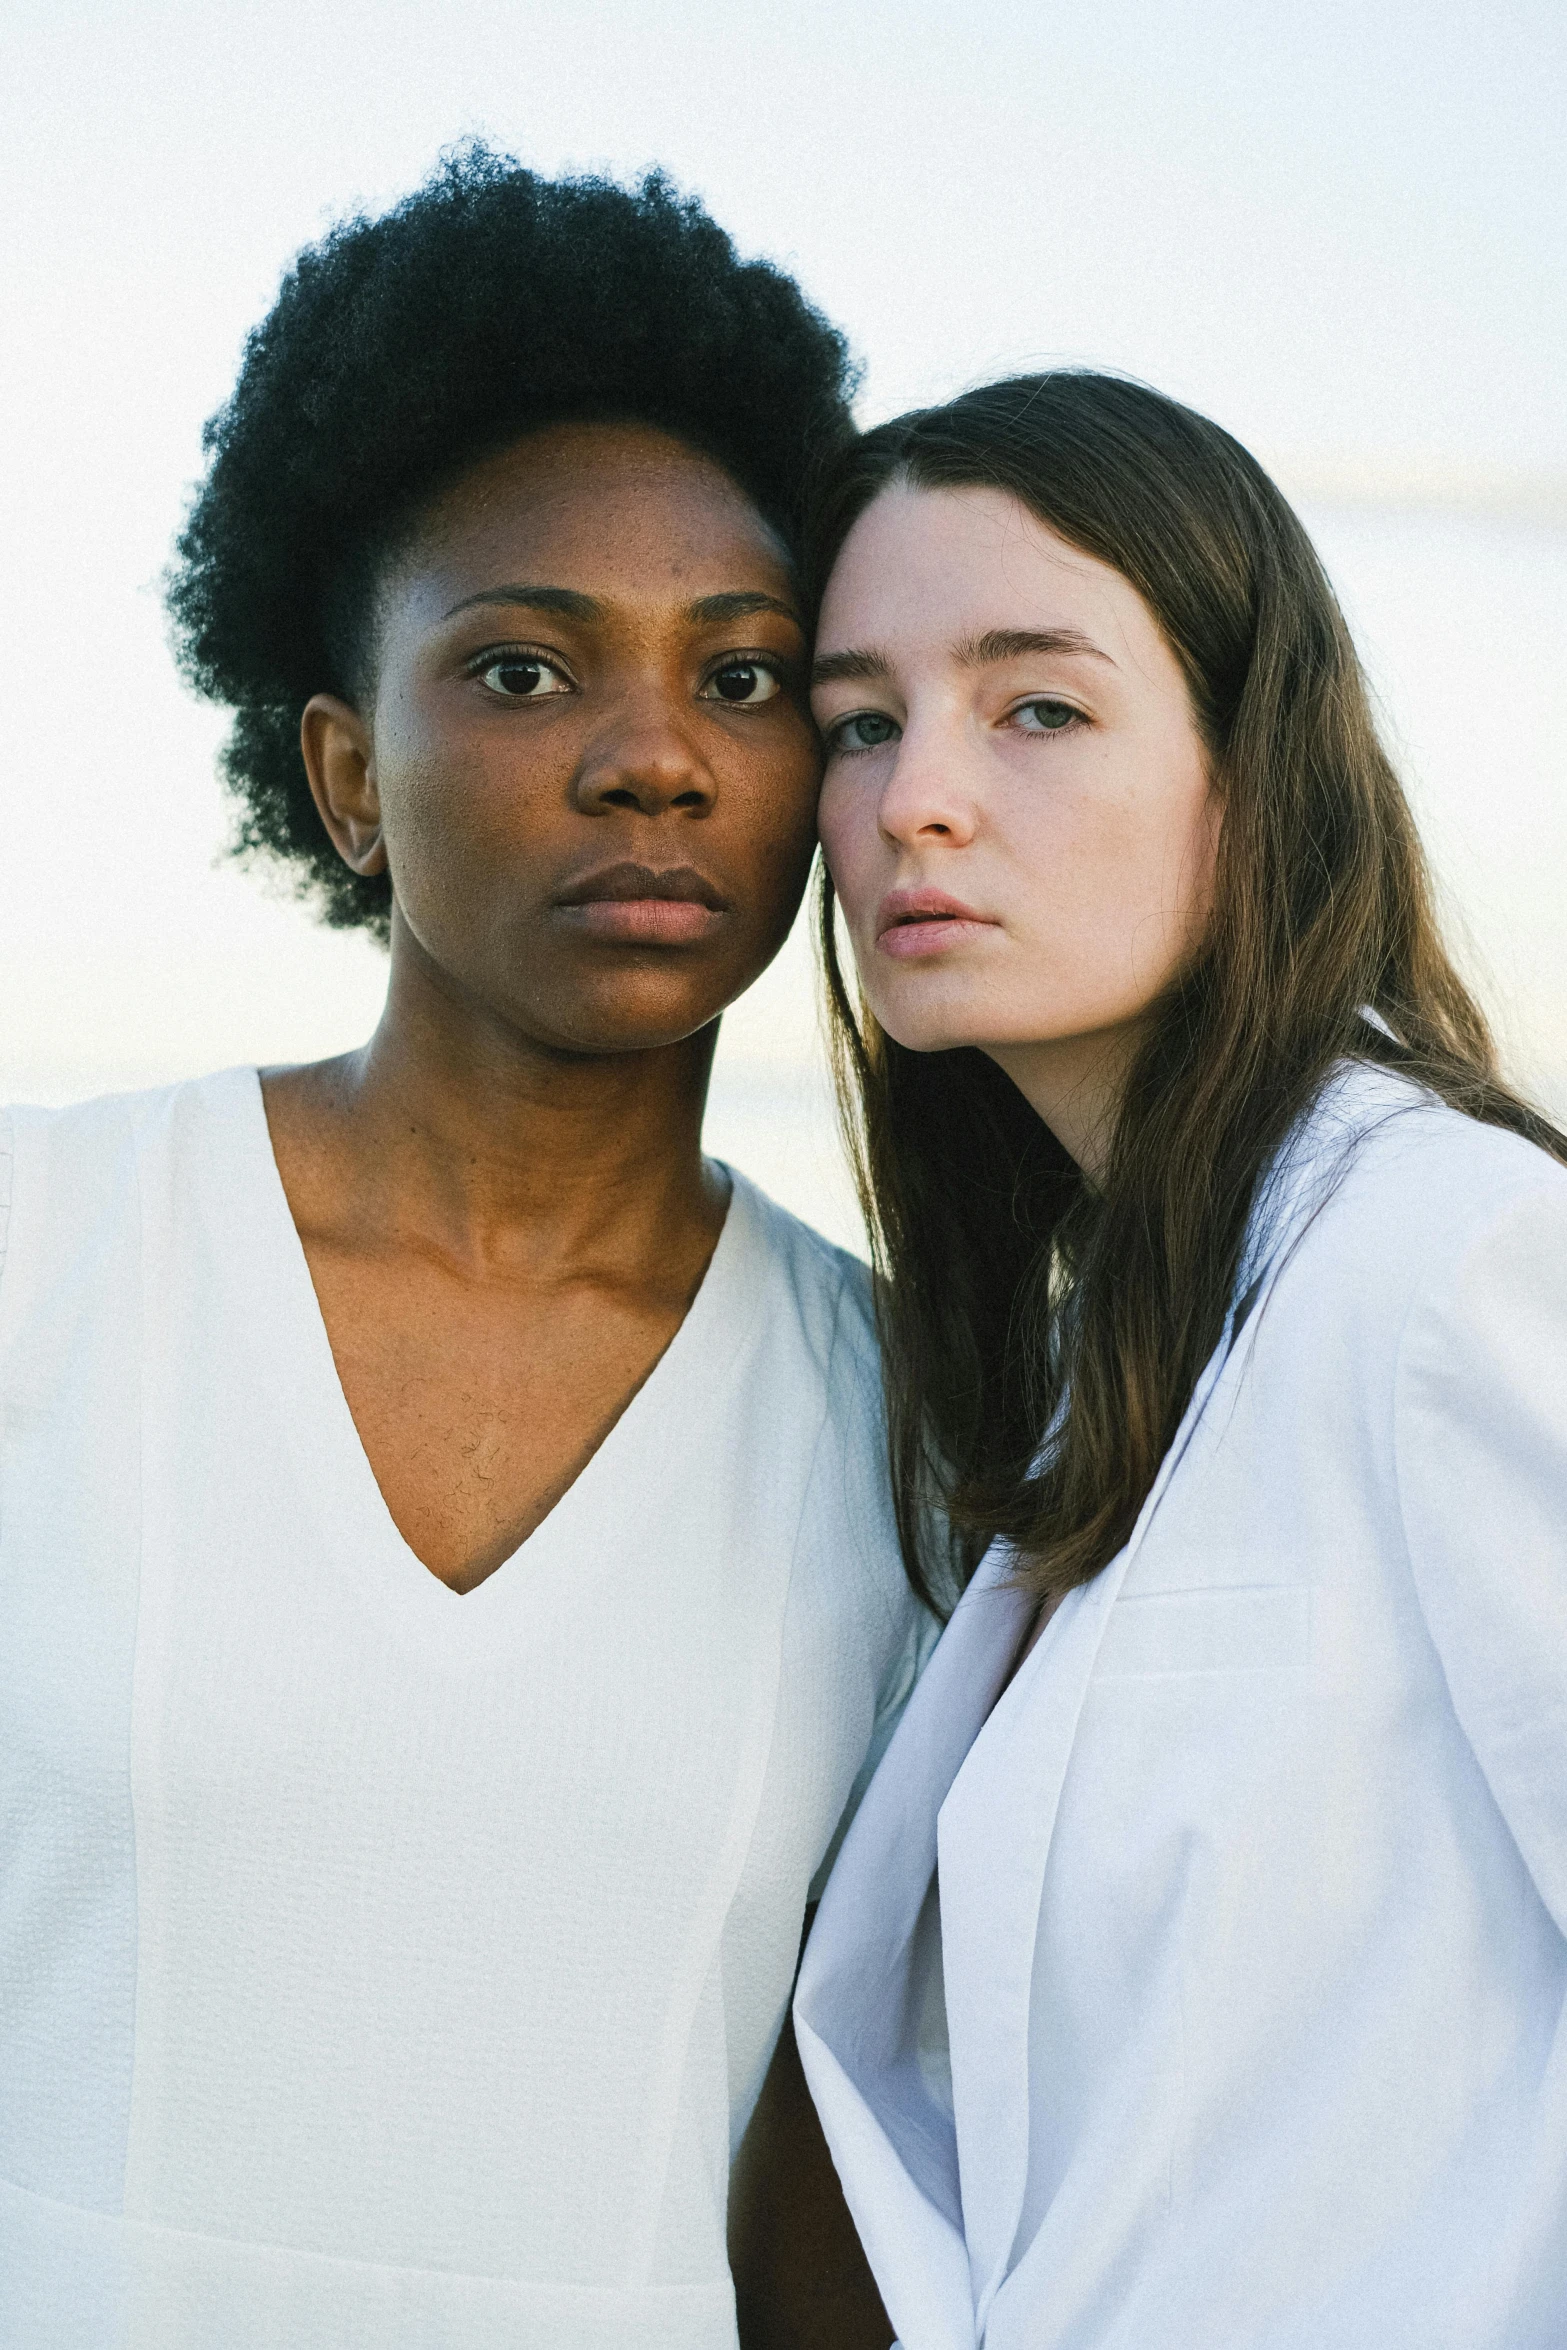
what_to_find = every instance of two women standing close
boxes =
[3,149,1564,2350]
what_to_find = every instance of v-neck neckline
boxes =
[225,1066,753,1621]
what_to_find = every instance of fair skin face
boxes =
[813,480,1220,1182]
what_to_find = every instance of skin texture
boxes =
[264,422,821,1595]
[262,420,888,2345]
[813,481,1219,1183]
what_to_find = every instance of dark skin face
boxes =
[263,423,822,1600]
[307,418,820,1059]
[262,423,889,2348]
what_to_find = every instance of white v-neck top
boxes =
[0,1069,933,2350]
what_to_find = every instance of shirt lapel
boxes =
[939,1061,1409,2330]
[938,1318,1243,2332]
[796,1541,1032,2348]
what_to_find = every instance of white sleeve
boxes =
[807,1597,942,1906]
[1394,1176,1567,1935]
[802,1272,943,1905]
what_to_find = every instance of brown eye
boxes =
[702,662,781,705]
[477,655,571,699]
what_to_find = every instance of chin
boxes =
[533,976,734,1057]
[870,1006,990,1057]
[545,1009,723,1057]
[858,974,982,1058]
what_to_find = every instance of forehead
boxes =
[385,422,793,621]
[817,481,1153,662]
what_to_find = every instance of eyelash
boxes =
[824,712,896,758]
[824,696,1087,755]
[461,644,792,701]
[463,642,573,685]
[1011,696,1086,736]
[698,651,790,703]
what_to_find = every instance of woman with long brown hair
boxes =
[793,373,1567,2349]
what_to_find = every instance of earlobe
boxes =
[300,694,388,877]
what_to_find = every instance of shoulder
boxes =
[1390,1129,1567,1442]
[724,1175,930,1636]
[1270,1064,1567,1304]
[2,1067,256,1160]
[722,1169,880,1405]
[0,1070,258,1304]
[1232,1066,1567,1447]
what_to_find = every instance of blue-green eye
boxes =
[1014,698,1079,733]
[476,654,572,699]
[827,711,901,754]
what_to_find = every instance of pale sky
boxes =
[3,0,1564,1239]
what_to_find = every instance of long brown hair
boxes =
[812,373,1566,1612]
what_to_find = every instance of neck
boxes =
[267,923,725,1274]
[985,1021,1145,1187]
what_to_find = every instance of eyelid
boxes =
[705,645,804,686]
[823,707,902,755]
[700,646,785,677]
[1005,693,1088,727]
[812,692,898,726]
[461,640,577,683]
[696,651,799,712]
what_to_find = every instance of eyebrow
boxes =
[686,590,802,629]
[440,584,802,628]
[955,626,1114,668]
[442,584,601,623]
[812,624,1113,688]
[811,647,892,686]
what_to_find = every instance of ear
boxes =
[301,694,388,877]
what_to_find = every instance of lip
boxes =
[553,860,731,947]
[875,886,1000,960]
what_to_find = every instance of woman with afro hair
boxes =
[0,148,928,2348]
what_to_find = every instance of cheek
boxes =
[1126,758,1219,965]
[988,750,1215,1020]
[817,768,885,920]
[719,747,822,933]
[383,754,503,911]
[1069,768,1217,995]
[370,699,560,943]
[737,718,822,843]
[1179,786,1222,942]
[381,674,580,832]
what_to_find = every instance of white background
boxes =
[3,0,1564,1246]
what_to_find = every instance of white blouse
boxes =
[798,1064,1567,2350]
[0,1067,933,2350]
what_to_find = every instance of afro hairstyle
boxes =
[166,144,860,935]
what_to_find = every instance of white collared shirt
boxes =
[798,1064,1567,2350]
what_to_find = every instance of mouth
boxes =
[553,861,731,947]
[875,887,1000,960]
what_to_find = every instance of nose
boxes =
[875,714,977,850]
[572,699,717,820]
